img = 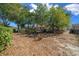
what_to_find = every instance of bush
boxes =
[0,26,13,51]
[25,28,37,34]
[13,28,18,33]
[70,29,79,34]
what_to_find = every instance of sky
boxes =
[8,3,79,27]
[55,3,79,24]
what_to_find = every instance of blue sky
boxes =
[8,3,79,27]
[56,3,79,24]
[71,15,79,24]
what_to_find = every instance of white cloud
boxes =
[30,4,37,12]
[46,3,53,10]
[30,3,59,12]
[46,4,59,10]
[30,9,34,12]
[31,4,37,10]
[64,4,79,16]
[54,4,59,8]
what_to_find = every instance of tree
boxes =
[6,4,29,32]
[0,4,10,26]
[48,7,70,32]
[28,3,50,33]
[0,3,70,34]
[34,3,48,27]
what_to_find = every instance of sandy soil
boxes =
[0,31,79,56]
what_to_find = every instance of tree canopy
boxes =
[47,7,70,31]
[0,3,70,33]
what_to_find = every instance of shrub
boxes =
[0,26,13,51]
[25,28,37,34]
[13,28,18,33]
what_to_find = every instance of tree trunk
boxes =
[2,17,9,26]
[17,24,21,32]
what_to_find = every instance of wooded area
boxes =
[0,3,75,56]
[0,3,70,33]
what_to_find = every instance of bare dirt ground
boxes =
[0,31,79,56]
